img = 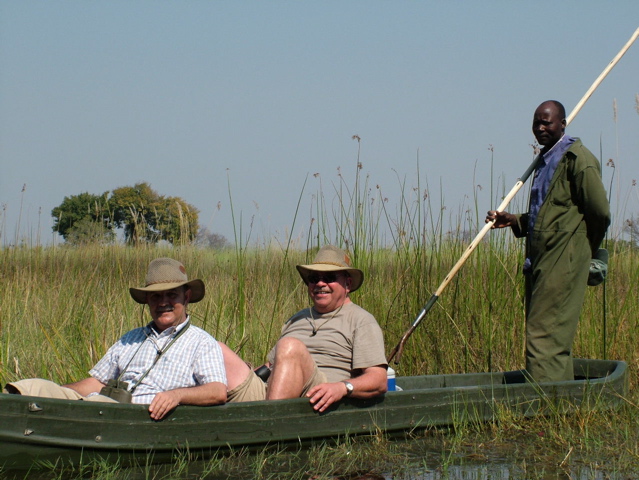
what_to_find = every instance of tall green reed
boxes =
[1,131,637,389]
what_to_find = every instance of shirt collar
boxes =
[541,134,574,163]
[147,316,191,337]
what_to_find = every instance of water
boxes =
[5,436,632,480]
[384,463,625,480]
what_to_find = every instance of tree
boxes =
[51,183,199,246]
[624,215,639,249]
[66,217,116,246]
[155,196,199,245]
[195,227,230,249]
[110,182,158,244]
[109,182,199,245]
[51,192,114,241]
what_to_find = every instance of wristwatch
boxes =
[342,381,354,397]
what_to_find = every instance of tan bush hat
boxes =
[296,245,363,292]
[129,258,205,304]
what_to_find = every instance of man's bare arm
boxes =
[307,365,387,412]
[63,377,106,396]
[148,382,227,420]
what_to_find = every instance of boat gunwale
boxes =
[0,358,628,469]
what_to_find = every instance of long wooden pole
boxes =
[388,26,639,365]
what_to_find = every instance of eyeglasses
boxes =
[307,273,343,284]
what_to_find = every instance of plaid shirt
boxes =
[90,317,226,404]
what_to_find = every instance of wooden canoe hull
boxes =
[0,358,627,470]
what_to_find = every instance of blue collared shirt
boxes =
[523,134,575,272]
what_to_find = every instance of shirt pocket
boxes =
[154,355,196,390]
[547,177,573,208]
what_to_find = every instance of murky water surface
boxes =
[3,436,632,480]
[3,459,628,480]
[383,463,625,479]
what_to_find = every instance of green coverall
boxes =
[513,138,610,382]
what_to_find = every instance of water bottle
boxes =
[387,366,396,392]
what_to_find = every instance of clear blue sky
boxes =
[1,2,638,247]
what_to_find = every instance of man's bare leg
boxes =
[218,342,252,391]
[266,337,316,400]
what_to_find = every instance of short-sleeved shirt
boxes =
[90,318,226,404]
[269,302,387,383]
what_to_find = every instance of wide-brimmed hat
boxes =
[129,258,205,304]
[296,245,364,292]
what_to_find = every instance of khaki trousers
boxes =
[4,378,118,403]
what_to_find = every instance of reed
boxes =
[1,136,638,479]
[2,171,638,379]
[2,249,638,477]
[1,223,637,382]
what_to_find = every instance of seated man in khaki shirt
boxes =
[265,245,388,412]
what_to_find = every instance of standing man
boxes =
[5,258,228,420]
[486,100,611,382]
[265,245,388,412]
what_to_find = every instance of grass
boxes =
[1,240,638,479]
[6,239,634,385]
[1,137,638,478]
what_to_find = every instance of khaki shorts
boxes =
[227,364,327,402]
[227,372,267,403]
[300,364,327,397]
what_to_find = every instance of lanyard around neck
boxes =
[118,321,191,392]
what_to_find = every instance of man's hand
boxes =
[486,210,517,229]
[306,365,387,412]
[147,382,227,420]
[306,382,349,413]
[148,390,182,420]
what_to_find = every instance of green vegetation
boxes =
[2,135,638,478]
[51,182,199,246]
[1,238,637,478]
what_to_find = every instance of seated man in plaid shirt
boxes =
[5,258,228,420]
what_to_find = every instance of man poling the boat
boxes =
[4,258,259,419]
[386,27,638,368]
[261,245,388,412]
[486,100,610,382]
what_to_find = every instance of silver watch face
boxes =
[343,381,354,394]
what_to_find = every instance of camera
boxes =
[254,364,271,382]
[99,379,133,403]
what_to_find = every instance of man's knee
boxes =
[5,378,83,400]
[274,337,309,360]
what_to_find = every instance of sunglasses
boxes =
[307,273,344,284]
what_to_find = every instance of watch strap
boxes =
[341,380,354,396]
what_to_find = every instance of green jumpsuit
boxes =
[513,139,610,382]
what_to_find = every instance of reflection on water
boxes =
[381,463,625,480]
[8,441,631,480]
[307,462,629,480]
[8,459,629,480]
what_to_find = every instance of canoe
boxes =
[0,358,627,470]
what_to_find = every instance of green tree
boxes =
[155,196,199,245]
[110,182,157,244]
[51,183,199,246]
[110,182,199,245]
[66,217,116,246]
[51,192,114,241]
